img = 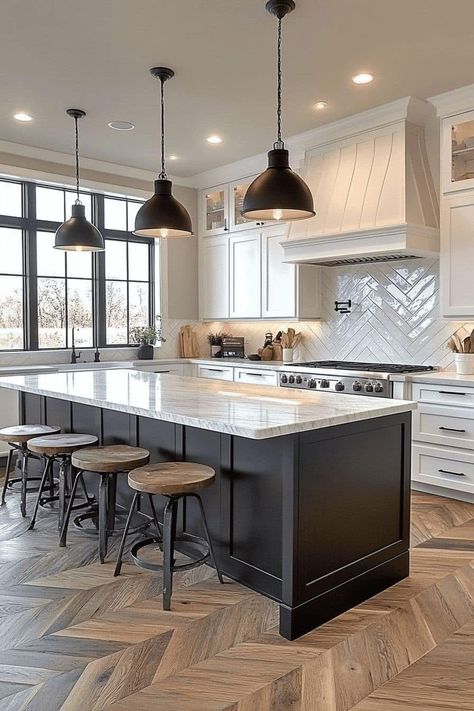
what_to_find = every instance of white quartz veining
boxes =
[0,369,415,440]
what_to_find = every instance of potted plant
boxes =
[130,325,159,360]
[207,332,228,358]
[447,329,474,374]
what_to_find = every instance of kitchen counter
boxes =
[391,369,474,388]
[0,369,415,440]
[0,368,413,640]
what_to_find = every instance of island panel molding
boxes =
[18,387,412,640]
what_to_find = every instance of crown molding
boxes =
[429,82,474,118]
[0,139,195,190]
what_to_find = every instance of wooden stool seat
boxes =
[0,424,60,444]
[28,433,98,456]
[128,462,215,495]
[71,445,150,474]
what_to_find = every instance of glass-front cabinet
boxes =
[229,176,265,232]
[443,110,474,193]
[201,184,229,236]
[199,176,266,236]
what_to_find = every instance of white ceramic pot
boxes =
[454,353,474,375]
[283,348,294,363]
[210,345,221,358]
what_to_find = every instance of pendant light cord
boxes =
[74,114,80,202]
[274,16,284,150]
[159,77,167,180]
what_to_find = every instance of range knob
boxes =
[374,382,384,393]
[335,381,345,392]
[288,375,295,384]
[308,378,317,389]
[280,374,288,384]
[352,381,362,392]
[365,382,374,393]
[295,375,303,384]
[320,379,330,388]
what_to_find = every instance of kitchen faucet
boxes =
[71,327,81,364]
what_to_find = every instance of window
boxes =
[0,177,153,351]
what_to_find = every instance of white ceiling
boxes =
[2,0,474,179]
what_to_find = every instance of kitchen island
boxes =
[0,369,415,639]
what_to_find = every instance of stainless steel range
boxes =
[279,361,435,398]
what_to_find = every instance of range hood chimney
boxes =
[281,97,439,266]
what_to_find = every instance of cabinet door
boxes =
[441,194,474,317]
[442,111,474,194]
[261,224,296,318]
[199,235,229,320]
[200,184,230,236]
[229,176,267,232]
[229,232,261,318]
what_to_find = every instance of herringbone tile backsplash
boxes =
[162,258,472,368]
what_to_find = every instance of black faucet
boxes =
[71,327,81,364]
[94,347,101,363]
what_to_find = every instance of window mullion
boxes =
[95,194,107,348]
[25,183,38,351]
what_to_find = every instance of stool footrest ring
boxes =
[130,533,210,573]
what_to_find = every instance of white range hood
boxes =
[282,98,440,266]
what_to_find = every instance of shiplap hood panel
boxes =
[282,103,439,265]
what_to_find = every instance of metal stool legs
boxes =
[20,447,30,518]
[190,493,224,585]
[28,457,53,530]
[114,492,223,610]
[1,447,15,506]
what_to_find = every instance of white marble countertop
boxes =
[392,370,474,388]
[0,369,415,440]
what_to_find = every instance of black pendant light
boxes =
[242,0,315,222]
[54,109,104,251]
[134,67,193,238]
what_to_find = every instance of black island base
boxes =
[21,392,411,640]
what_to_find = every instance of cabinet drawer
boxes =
[197,365,234,381]
[412,443,474,494]
[413,404,474,449]
[234,368,278,386]
[412,382,474,408]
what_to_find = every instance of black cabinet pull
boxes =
[438,468,466,477]
[439,426,466,433]
[439,390,466,396]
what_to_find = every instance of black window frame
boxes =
[0,178,155,352]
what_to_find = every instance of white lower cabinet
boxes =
[412,443,474,495]
[412,379,474,499]
[233,367,278,386]
[197,364,234,381]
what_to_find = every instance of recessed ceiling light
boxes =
[206,135,223,144]
[14,112,33,122]
[168,154,178,160]
[108,121,135,130]
[352,73,373,85]
[314,101,328,110]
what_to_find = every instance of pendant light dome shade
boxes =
[54,109,104,251]
[242,0,315,222]
[55,202,104,251]
[134,179,192,238]
[134,67,193,238]
[241,148,314,221]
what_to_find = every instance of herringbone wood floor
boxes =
[0,472,473,710]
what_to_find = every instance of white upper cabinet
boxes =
[441,110,474,194]
[200,184,230,236]
[229,231,261,319]
[199,235,229,320]
[261,224,296,318]
[440,193,474,317]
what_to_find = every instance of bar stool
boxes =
[60,444,150,563]
[0,425,61,516]
[27,433,98,531]
[114,461,224,610]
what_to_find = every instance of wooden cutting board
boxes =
[179,325,200,358]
